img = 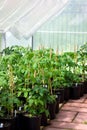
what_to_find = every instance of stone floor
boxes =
[43,94,87,130]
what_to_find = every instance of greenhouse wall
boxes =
[33,0,87,52]
[6,32,32,48]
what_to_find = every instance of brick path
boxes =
[43,94,87,130]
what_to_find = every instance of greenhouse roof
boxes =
[0,0,69,38]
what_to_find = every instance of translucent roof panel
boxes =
[10,0,69,39]
[0,0,69,35]
[33,0,87,52]
[0,0,39,32]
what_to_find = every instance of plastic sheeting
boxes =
[0,0,69,38]
[10,0,69,39]
[0,0,40,32]
[33,0,87,51]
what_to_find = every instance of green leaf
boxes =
[24,91,28,98]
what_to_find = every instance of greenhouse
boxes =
[0,0,87,130]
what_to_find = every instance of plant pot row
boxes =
[17,97,60,130]
[0,81,87,130]
[0,115,41,130]
[0,103,59,130]
[53,81,87,104]
[0,98,59,130]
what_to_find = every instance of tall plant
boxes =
[78,43,87,81]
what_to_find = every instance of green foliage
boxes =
[0,90,20,117]
[77,43,87,81]
[47,94,56,104]
[0,44,87,118]
[24,85,50,116]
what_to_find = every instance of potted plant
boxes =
[78,43,87,93]
[0,70,11,130]
[17,85,49,130]
[0,53,21,130]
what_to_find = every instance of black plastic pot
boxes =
[57,88,64,103]
[0,123,11,130]
[64,87,70,101]
[0,117,16,130]
[41,112,48,126]
[48,101,56,120]
[70,83,81,99]
[52,89,60,113]
[23,115,41,130]
[79,83,84,97]
[55,95,60,113]
[16,112,26,130]
[83,81,87,94]
[52,88,64,103]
